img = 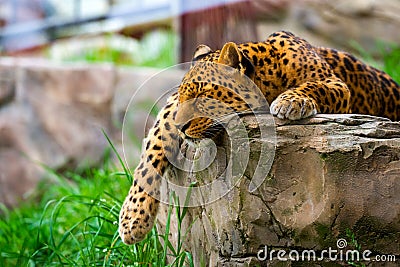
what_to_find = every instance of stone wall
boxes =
[0,58,184,206]
[157,114,400,266]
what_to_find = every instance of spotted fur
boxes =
[119,31,400,244]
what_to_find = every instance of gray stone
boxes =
[0,58,185,207]
[157,114,400,266]
[18,62,115,167]
[0,149,42,207]
[0,59,116,206]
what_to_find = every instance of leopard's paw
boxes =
[270,94,317,120]
[119,183,159,245]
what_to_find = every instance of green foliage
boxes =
[137,31,178,68]
[49,30,177,68]
[345,229,366,267]
[380,45,400,84]
[164,184,197,267]
[0,135,193,266]
[77,45,136,66]
[351,40,400,84]
[0,159,131,266]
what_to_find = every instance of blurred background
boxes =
[1,0,400,213]
[0,1,399,265]
[1,0,399,60]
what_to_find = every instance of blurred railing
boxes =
[0,0,245,52]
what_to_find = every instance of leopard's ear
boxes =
[218,42,241,68]
[218,42,254,78]
[192,44,212,62]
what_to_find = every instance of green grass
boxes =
[0,142,194,266]
[381,45,400,84]
[351,40,400,83]
[345,229,366,267]
[48,30,177,68]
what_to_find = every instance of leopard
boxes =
[118,30,400,244]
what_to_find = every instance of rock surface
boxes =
[157,114,400,266]
[0,59,114,206]
[0,58,184,207]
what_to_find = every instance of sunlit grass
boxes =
[0,138,194,266]
[0,156,126,266]
[351,40,400,83]
[380,45,400,84]
[48,30,177,68]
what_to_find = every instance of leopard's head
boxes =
[176,42,262,139]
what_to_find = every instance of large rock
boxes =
[0,59,115,206]
[0,58,184,207]
[157,114,400,266]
